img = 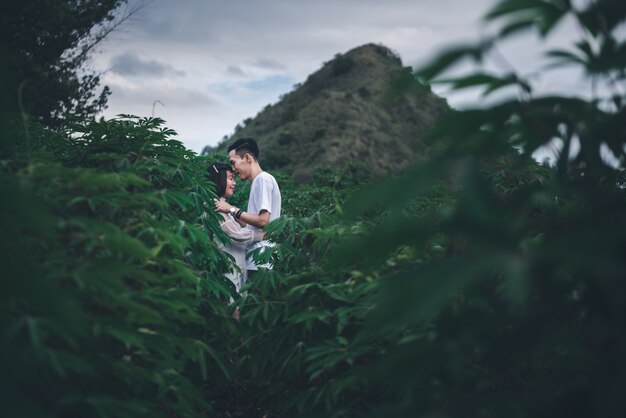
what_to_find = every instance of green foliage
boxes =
[331,54,356,76]
[219,1,626,416]
[4,1,626,417]
[1,116,240,417]
[1,0,129,127]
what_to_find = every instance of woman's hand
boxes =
[213,198,232,213]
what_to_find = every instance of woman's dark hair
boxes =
[207,163,230,197]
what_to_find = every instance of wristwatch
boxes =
[229,207,237,216]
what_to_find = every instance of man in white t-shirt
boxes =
[214,137,281,278]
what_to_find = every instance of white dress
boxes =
[217,211,264,293]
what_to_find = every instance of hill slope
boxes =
[206,43,450,182]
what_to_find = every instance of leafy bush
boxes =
[332,55,356,76]
[1,116,240,417]
[223,0,626,416]
[3,1,626,417]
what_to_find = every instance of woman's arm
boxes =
[219,218,265,243]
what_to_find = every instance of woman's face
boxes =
[223,170,236,198]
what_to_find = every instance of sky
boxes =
[90,0,587,154]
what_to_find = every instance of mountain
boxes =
[205,43,450,183]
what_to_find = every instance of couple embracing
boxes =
[208,137,281,295]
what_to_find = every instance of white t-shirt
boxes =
[246,171,281,270]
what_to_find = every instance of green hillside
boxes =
[205,43,450,182]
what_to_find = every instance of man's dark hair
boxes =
[228,137,259,160]
[207,163,230,197]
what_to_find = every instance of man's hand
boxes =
[213,198,232,214]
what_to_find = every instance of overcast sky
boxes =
[90,0,586,153]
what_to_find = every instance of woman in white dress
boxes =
[207,163,264,295]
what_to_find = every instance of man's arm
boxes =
[214,199,270,229]
[239,209,270,229]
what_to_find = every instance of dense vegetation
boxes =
[2,0,626,417]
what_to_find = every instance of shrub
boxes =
[1,116,239,418]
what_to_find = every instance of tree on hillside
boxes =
[0,0,147,128]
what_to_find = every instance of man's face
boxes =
[228,150,250,180]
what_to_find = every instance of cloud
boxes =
[95,0,585,153]
[242,75,294,96]
[110,51,186,77]
[95,0,495,153]
[101,78,224,151]
[253,58,286,71]
[106,79,217,110]
[226,65,246,77]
